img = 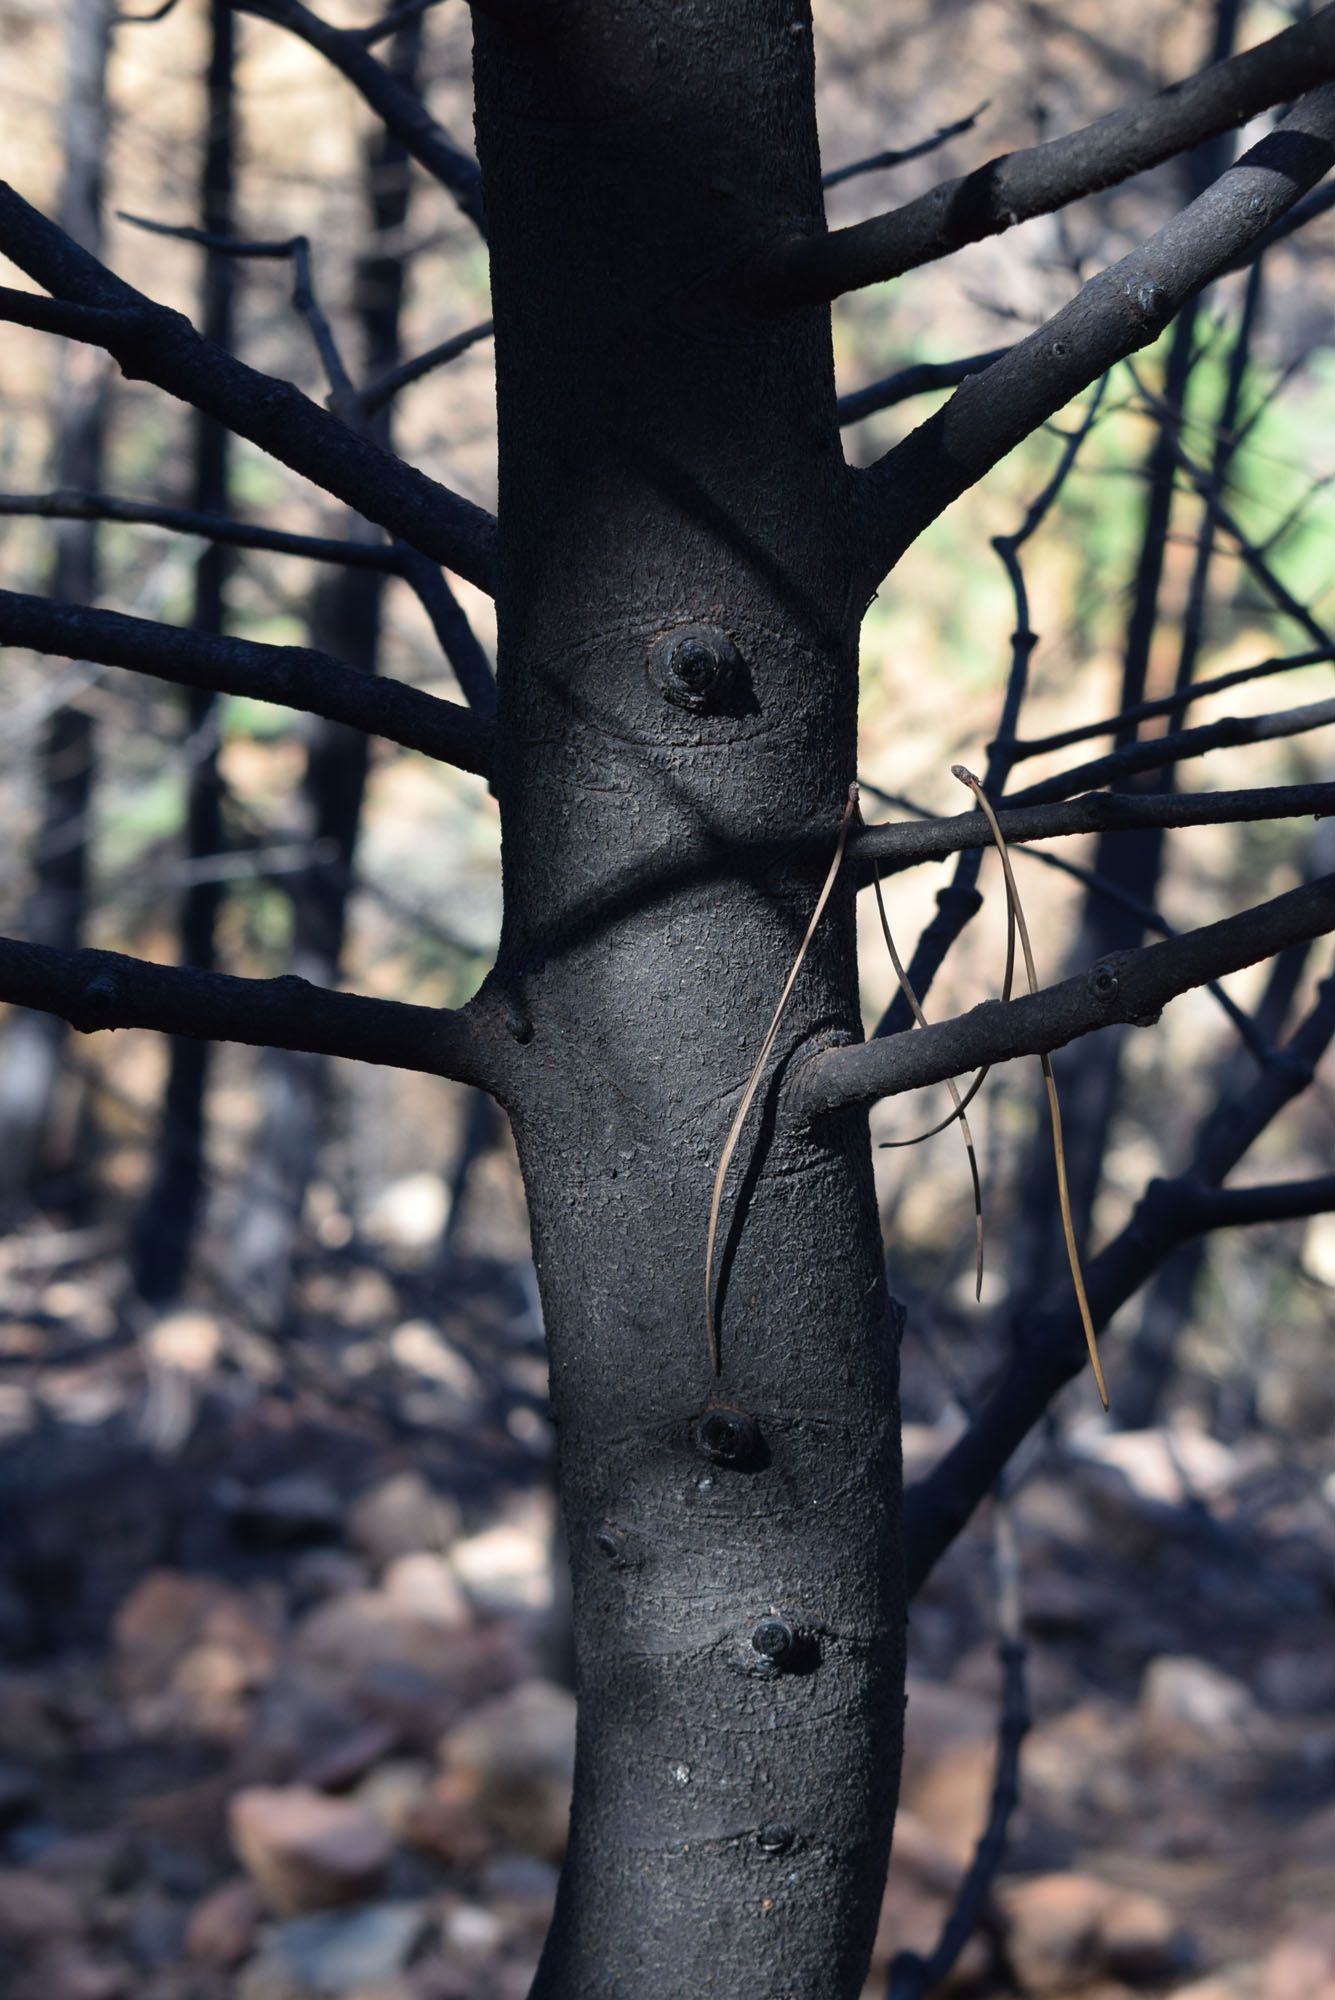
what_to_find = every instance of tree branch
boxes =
[850,781,1335,879]
[463,0,558,27]
[0,588,494,777]
[1156,430,1335,656]
[856,87,1335,575]
[1170,1171,1335,1230]
[0,181,497,591]
[837,348,1010,428]
[822,103,988,193]
[358,316,494,420]
[1224,176,1335,268]
[888,1634,1030,1999]
[227,0,486,235]
[903,973,1335,1595]
[790,873,1335,1118]
[1005,695,1335,807]
[0,935,498,1086]
[396,548,498,718]
[763,7,1335,307]
[358,0,451,48]
[1000,647,1334,762]
[0,489,406,570]
[874,381,1108,1039]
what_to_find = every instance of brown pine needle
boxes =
[873,854,1019,1301]
[871,870,987,1299]
[704,783,860,1374]
[953,765,1110,1411]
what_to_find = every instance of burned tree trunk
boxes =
[5,5,1335,1994]
[132,0,237,1301]
[0,0,114,1204]
[472,9,903,1992]
[229,18,421,1329]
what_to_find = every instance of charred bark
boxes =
[472,8,903,1992]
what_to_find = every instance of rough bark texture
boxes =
[472,7,904,1994]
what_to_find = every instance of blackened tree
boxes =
[2,4,1335,1995]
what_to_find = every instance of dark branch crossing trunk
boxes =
[0,0,115,1205]
[472,8,903,1991]
[132,0,237,1302]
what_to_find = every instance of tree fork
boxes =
[472,5,903,1994]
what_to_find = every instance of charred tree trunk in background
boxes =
[132,0,236,1301]
[472,7,903,1993]
[0,0,114,1205]
[230,21,420,1330]
[1010,0,1243,1314]
[1118,906,1318,1430]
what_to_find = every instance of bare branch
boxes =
[903,973,1335,1595]
[358,0,452,47]
[358,317,494,420]
[1224,177,1335,269]
[0,283,132,344]
[228,0,486,235]
[889,1629,1030,1999]
[874,379,1108,1038]
[0,182,497,591]
[837,348,1010,428]
[464,0,557,27]
[117,212,357,408]
[789,873,1335,1119]
[1170,1171,1335,1230]
[763,7,1335,307]
[0,490,404,570]
[822,103,989,193]
[1158,432,1335,656]
[396,547,498,718]
[851,781,1335,879]
[0,588,494,776]
[1006,695,1335,807]
[1001,647,1334,762]
[857,88,1335,574]
[0,935,498,1086]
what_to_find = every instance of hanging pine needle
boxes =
[953,766,1110,1409]
[704,784,860,1373]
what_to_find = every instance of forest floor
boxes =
[0,1204,1333,2000]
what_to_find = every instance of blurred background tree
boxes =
[0,2,1333,1997]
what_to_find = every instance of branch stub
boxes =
[649,625,740,713]
[695,1406,763,1468]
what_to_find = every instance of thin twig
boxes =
[117,213,357,411]
[876,378,1107,1036]
[851,782,1335,878]
[1006,696,1335,809]
[1000,647,1333,763]
[889,1507,1030,1999]
[358,317,494,419]
[822,103,989,190]
[0,489,406,571]
[872,872,987,1296]
[903,973,1335,1595]
[358,0,453,46]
